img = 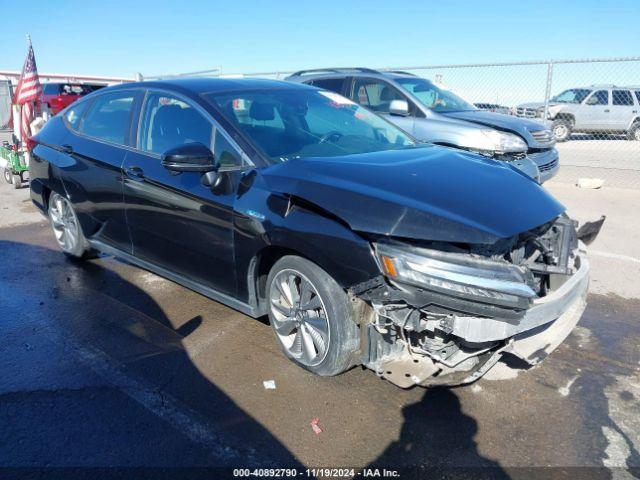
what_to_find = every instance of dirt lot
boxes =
[1,179,639,479]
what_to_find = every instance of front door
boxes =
[348,78,416,134]
[580,89,610,131]
[122,91,243,296]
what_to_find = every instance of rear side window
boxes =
[64,101,89,131]
[307,78,345,94]
[612,90,633,106]
[635,91,640,105]
[80,92,135,145]
[60,84,92,96]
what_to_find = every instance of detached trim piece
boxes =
[89,240,259,318]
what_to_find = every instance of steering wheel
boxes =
[319,130,344,144]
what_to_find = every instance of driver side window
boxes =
[349,79,405,114]
[588,90,609,106]
[138,93,213,155]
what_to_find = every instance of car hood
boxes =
[442,110,548,141]
[261,146,564,244]
[518,101,566,109]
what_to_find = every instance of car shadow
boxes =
[0,238,304,479]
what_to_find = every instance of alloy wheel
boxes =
[634,129,640,141]
[49,193,80,253]
[269,269,330,366]
[553,124,569,141]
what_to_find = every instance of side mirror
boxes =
[161,142,217,173]
[585,96,599,106]
[389,99,410,117]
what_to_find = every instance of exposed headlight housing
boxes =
[481,130,528,153]
[374,240,537,309]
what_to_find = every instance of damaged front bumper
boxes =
[351,242,590,389]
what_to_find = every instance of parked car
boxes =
[286,68,559,183]
[474,103,512,115]
[30,78,598,388]
[516,85,640,142]
[40,82,103,115]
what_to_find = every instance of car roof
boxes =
[286,68,417,82]
[106,77,312,95]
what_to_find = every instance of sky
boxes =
[2,0,639,79]
[1,0,639,107]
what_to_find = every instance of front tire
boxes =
[628,123,640,141]
[266,255,360,376]
[12,174,21,189]
[48,192,95,259]
[552,118,572,142]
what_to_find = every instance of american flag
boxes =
[14,41,42,143]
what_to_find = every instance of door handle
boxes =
[125,166,145,180]
[60,144,73,154]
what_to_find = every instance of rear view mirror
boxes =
[389,99,410,117]
[161,142,217,173]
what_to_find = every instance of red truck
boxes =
[41,83,104,114]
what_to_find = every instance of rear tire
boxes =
[47,192,95,259]
[3,168,12,184]
[266,255,360,376]
[628,123,640,141]
[552,118,572,142]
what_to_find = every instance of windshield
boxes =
[395,78,476,112]
[551,89,592,104]
[204,88,416,163]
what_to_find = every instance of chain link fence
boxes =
[188,57,640,188]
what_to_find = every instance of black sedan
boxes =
[30,78,592,387]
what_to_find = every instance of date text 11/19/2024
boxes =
[232,468,400,478]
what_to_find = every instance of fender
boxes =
[232,174,380,311]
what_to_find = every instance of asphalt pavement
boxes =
[1,181,639,479]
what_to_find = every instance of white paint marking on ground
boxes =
[18,308,263,466]
[470,384,483,393]
[558,375,579,397]
[590,250,640,265]
[602,426,631,471]
[139,271,170,288]
[602,374,640,470]
[69,339,263,465]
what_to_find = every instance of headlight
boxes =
[374,240,537,308]
[481,130,528,153]
[539,105,562,119]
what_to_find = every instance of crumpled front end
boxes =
[350,216,595,388]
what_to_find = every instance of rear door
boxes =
[610,90,636,130]
[61,89,141,252]
[123,90,246,296]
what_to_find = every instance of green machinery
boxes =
[0,144,29,189]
